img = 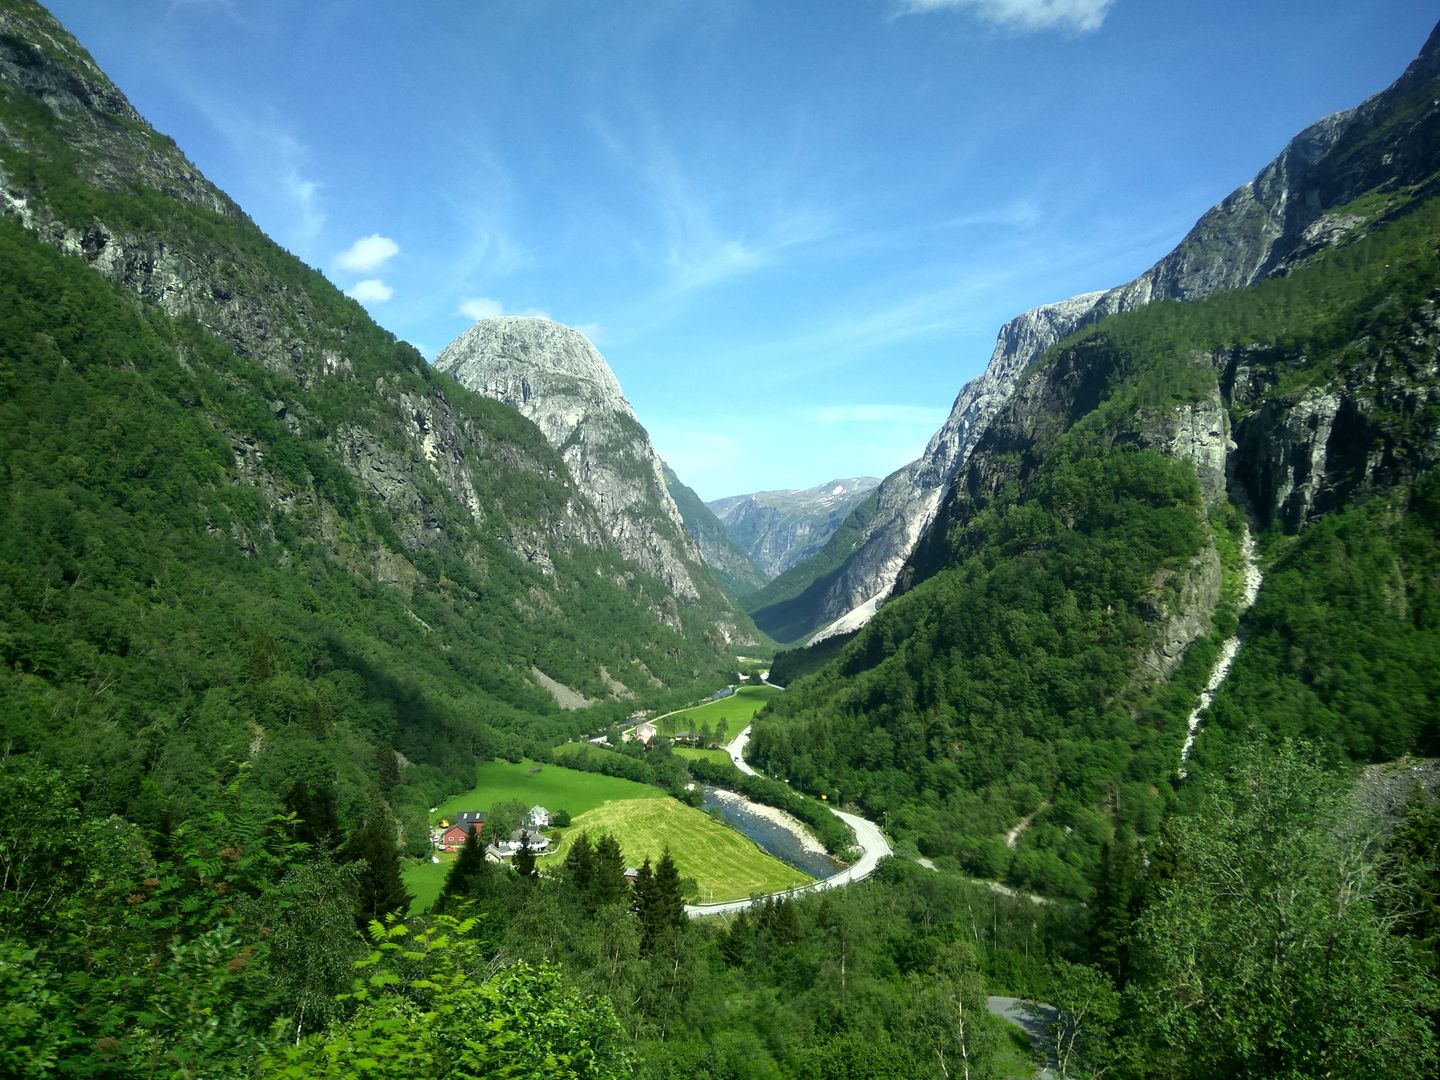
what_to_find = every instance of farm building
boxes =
[436,810,486,851]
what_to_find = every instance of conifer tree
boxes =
[631,858,654,918]
[514,836,537,881]
[1088,833,1138,988]
[435,827,488,911]
[645,849,686,946]
[342,807,411,926]
[284,780,342,854]
[592,833,628,907]
[375,742,400,794]
[564,832,595,897]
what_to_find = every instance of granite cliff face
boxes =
[708,477,880,581]
[757,21,1440,644]
[434,318,717,610]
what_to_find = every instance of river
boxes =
[700,786,843,879]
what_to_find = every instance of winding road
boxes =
[684,725,893,917]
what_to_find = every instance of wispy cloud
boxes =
[181,94,326,252]
[589,113,832,295]
[943,200,1043,230]
[811,404,951,426]
[900,0,1116,32]
[457,297,551,322]
[346,279,394,304]
[440,141,529,289]
[335,234,400,273]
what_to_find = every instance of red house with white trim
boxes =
[438,810,485,851]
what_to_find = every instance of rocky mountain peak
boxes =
[436,316,711,608]
[439,317,624,419]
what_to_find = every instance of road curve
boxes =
[986,997,1059,1079]
[685,726,894,917]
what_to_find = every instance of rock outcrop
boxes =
[757,19,1440,644]
[435,318,709,604]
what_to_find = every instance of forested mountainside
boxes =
[753,40,1440,898]
[0,0,739,837]
[663,464,767,600]
[708,477,880,582]
[751,20,1440,646]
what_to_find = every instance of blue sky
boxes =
[46,0,1437,500]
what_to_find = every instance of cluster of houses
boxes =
[432,805,553,862]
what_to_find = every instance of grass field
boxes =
[551,797,810,902]
[655,684,780,736]
[433,758,664,821]
[403,854,454,915]
[405,759,666,916]
[673,747,733,767]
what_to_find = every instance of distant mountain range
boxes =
[707,477,880,584]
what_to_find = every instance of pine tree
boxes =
[1088,834,1138,988]
[375,741,400,794]
[342,808,411,926]
[643,849,686,949]
[285,780,342,854]
[631,858,654,918]
[563,832,595,898]
[435,827,489,911]
[592,833,628,907]
[514,836,537,881]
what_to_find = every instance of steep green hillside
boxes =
[662,464,765,601]
[0,0,736,837]
[753,191,1440,898]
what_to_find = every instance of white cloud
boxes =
[901,0,1115,32]
[346,279,394,304]
[457,297,552,322]
[588,112,832,296]
[812,404,951,426]
[943,200,1043,230]
[458,297,506,321]
[335,234,400,273]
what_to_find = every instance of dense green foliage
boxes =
[753,190,1440,900]
[0,210,728,835]
[754,444,1208,898]
[1199,474,1440,768]
[1124,744,1438,1078]
[767,629,856,687]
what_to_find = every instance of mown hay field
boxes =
[552,797,811,902]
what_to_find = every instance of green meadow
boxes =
[551,797,811,902]
[433,758,664,820]
[405,759,667,913]
[655,684,780,736]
